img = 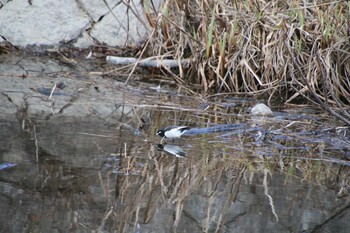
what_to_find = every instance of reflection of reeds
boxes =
[89,99,350,232]
[96,134,348,232]
[141,145,248,230]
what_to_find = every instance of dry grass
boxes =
[144,0,350,124]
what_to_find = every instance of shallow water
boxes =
[0,54,349,233]
[1,108,349,233]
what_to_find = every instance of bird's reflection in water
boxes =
[155,144,186,158]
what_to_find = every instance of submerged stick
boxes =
[106,56,191,68]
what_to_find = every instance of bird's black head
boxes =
[156,130,165,137]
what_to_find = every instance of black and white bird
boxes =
[156,126,190,143]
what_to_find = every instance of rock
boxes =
[0,93,18,115]
[89,1,151,47]
[78,0,117,22]
[250,103,273,116]
[74,31,95,48]
[0,53,133,120]
[0,0,90,47]
[0,0,160,48]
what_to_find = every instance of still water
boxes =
[0,54,349,233]
[0,103,349,233]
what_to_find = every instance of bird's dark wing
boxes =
[178,126,190,132]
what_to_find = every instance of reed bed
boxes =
[144,0,350,124]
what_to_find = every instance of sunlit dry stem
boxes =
[106,56,191,68]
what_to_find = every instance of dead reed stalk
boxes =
[144,0,350,124]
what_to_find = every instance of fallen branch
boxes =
[106,56,191,68]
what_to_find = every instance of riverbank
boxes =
[1,0,350,125]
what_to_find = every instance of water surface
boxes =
[0,54,349,233]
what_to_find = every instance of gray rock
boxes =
[0,93,18,115]
[89,1,151,47]
[250,103,273,116]
[0,53,142,123]
[0,0,90,47]
[78,0,117,22]
[74,31,95,48]
[0,0,160,48]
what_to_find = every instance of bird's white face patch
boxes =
[156,126,190,141]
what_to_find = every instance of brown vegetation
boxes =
[143,0,350,124]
